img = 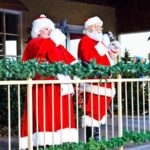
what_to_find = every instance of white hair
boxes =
[31,14,55,38]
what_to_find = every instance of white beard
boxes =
[86,31,103,42]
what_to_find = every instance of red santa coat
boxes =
[21,38,78,149]
[78,35,115,127]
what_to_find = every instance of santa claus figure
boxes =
[78,16,121,141]
[21,14,78,149]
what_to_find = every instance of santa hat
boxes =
[84,16,103,29]
[31,14,55,38]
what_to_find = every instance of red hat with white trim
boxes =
[31,14,55,38]
[84,16,103,29]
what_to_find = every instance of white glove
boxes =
[70,60,79,65]
[108,41,121,59]
[102,34,110,47]
[108,41,121,50]
[50,29,66,46]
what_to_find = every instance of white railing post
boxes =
[27,78,33,150]
[117,74,123,150]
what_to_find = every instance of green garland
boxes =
[38,131,150,150]
[0,58,149,80]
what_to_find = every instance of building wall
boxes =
[116,0,150,33]
[21,0,116,45]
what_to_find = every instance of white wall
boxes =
[119,31,150,59]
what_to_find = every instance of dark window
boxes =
[0,34,4,56]
[0,11,21,58]
[0,13,3,32]
[6,14,18,34]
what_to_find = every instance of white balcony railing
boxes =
[0,77,150,150]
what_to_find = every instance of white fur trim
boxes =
[20,131,60,149]
[105,51,114,65]
[108,50,119,59]
[95,42,108,56]
[84,16,103,29]
[31,14,55,38]
[80,83,116,97]
[71,60,79,65]
[94,41,114,65]
[57,128,79,143]
[57,74,74,96]
[50,29,66,46]
[20,128,78,149]
[73,76,80,80]
[81,115,106,127]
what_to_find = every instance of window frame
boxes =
[65,24,83,51]
[0,9,22,58]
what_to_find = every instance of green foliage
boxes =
[0,58,149,80]
[0,57,149,135]
[0,85,26,136]
[121,81,149,115]
[37,131,150,150]
[118,51,150,115]
[38,140,106,150]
